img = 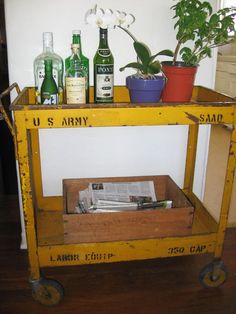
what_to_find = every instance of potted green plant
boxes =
[85,5,173,103]
[161,0,236,102]
[118,26,174,103]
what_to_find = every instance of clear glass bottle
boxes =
[65,44,86,104]
[41,59,58,105]
[34,32,63,104]
[65,30,89,103]
[94,28,114,103]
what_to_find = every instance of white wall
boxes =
[4,0,217,200]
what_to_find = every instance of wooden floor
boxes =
[0,195,236,314]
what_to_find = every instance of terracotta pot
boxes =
[126,75,165,103]
[161,61,198,102]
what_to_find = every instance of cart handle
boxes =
[0,82,21,139]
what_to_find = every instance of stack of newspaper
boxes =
[76,181,172,213]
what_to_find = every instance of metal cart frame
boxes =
[1,83,236,305]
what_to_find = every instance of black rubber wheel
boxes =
[199,261,228,288]
[31,278,64,306]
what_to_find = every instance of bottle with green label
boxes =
[65,44,86,104]
[41,59,58,105]
[34,32,63,104]
[65,30,89,103]
[94,28,114,103]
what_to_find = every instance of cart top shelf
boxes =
[9,86,236,127]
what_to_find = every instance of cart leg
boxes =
[14,112,42,281]
[15,108,65,305]
[214,126,236,260]
[183,124,199,195]
[200,126,236,288]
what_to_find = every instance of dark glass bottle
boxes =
[41,59,58,105]
[94,28,114,103]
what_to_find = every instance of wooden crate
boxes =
[63,175,194,244]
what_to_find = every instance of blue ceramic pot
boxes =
[126,75,165,103]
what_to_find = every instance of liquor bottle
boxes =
[65,30,89,103]
[94,28,114,103]
[65,44,86,104]
[41,59,58,105]
[34,32,63,104]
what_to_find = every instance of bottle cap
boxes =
[100,28,107,34]
[72,30,81,35]
[43,32,53,47]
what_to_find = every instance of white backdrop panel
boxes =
[40,125,189,196]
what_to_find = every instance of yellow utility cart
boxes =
[1,83,236,306]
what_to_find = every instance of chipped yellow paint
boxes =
[214,125,236,258]
[21,105,234,129]
[14,111,40,280]
[184,124,199,194]
[38,233,217,267]
[9,85,236,281]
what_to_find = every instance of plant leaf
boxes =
[147,61,161,74]
[209,13,219,27]
[172,0,236,66]
[119,62,144,72]
[133,41,151,67]
[150,49,174,62]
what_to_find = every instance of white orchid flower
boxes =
[85,5,106,28]
[114,10,135,28]
[85,5,135,29]
[95,7,106,28]
[103,9,117,29]
[84,8,97,27]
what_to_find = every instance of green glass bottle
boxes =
[41,59,58,105]
[94,28,114,103]
[65,44,86,104]
[65,30,89,103]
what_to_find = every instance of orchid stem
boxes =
[117,25,138,42]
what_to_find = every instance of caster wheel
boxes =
[31,278,64,306]
[199,261,228,288]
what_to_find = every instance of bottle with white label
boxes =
[34,32,63,104]
[65,30,89,103]
[94,28,114,103]
[65,43,86,104]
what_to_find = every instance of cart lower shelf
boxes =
[36,194,218,268]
